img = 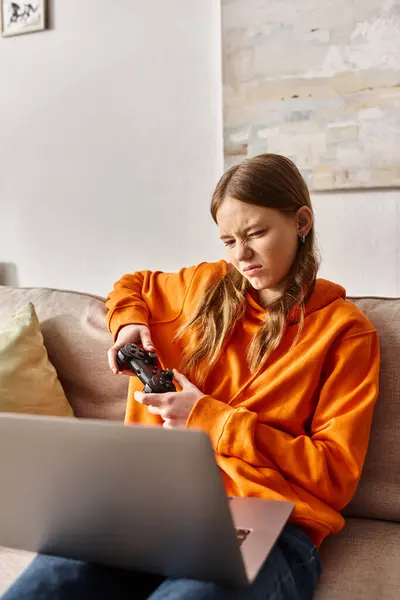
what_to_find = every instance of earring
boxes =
[297,222,307,243]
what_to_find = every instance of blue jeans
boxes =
[2,524,321,599]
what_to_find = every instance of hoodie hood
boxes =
[289,279,346,324]
[246,278,346,324]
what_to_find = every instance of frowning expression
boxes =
[216,196,309,305]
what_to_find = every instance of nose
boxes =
[235,241,252,263]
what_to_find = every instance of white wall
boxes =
[0,0,224,295]
[1,0,399,297]
[313,189,400,297]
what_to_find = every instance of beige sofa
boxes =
[0,284,399,599]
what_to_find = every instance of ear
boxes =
[296,207,313,239]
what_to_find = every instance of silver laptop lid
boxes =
[0,413,248,586]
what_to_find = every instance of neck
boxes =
[256,286,285,308]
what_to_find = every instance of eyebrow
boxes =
[219,224,265,241]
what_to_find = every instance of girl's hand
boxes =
[107,324,155,375]
[134,370,203,428]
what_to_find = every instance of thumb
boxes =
[172,369,190,388]
[108,343,124,374]
[140,329,155,351]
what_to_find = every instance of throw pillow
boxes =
[0,302,74,417]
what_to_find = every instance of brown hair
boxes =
[176,154,319,382]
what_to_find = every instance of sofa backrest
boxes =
[0,286,399,521]
[0,286,128,420]
[343,297,400,522]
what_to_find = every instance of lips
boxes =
[243,264,262,274]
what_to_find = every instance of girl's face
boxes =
[216,196,312,306]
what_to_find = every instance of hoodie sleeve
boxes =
[105,261,228,341]
[186,330,380,511]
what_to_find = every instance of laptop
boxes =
[0,413,294,587]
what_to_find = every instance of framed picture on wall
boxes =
[0,1,46,37]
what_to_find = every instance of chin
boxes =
[246,277,270,290]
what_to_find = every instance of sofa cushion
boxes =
[0,302,73,417]
[0,286,128,420]
[315,518,400,600]
[344,298,400,522]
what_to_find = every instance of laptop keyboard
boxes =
[235,528,251,546]
[228,497,251,546]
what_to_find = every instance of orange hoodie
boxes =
[106,261,380,547]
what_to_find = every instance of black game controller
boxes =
[116,343,176,394]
